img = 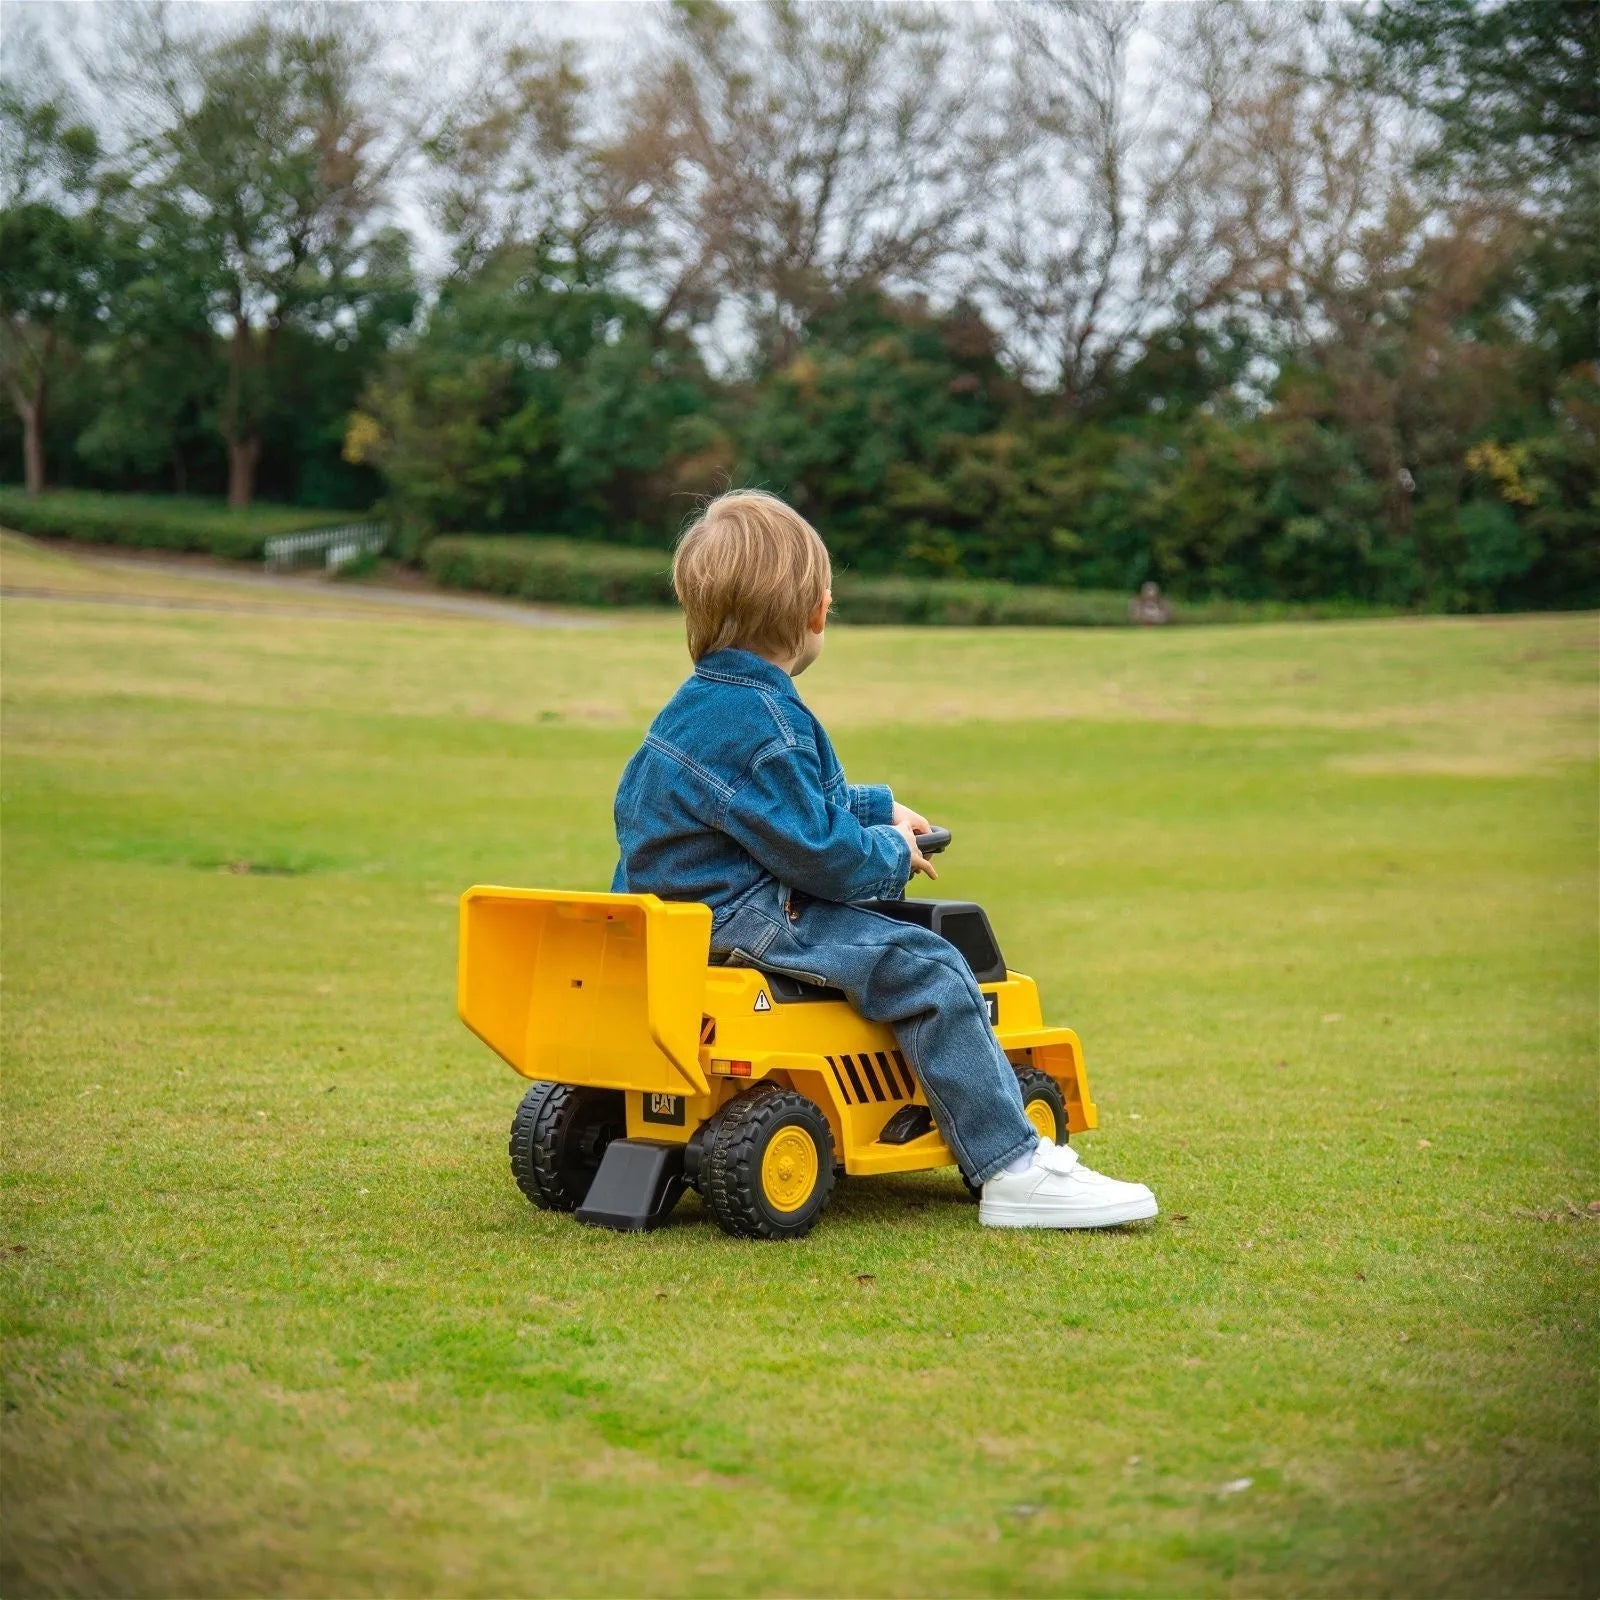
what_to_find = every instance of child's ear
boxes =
[809,590,830,633]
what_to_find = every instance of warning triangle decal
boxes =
[753,990,771,1012]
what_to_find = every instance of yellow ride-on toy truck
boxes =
[457,829,1098,1240]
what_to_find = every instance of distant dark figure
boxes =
[1129,581,1172,626]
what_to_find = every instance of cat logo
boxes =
[642,1093,686,1126]
[753,990,771,1013]
[985,992,1000,1026]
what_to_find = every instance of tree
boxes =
[613,0,986,367]
[974,0,1272,407]
[68,208,219,494]
[1357,0,1600,190]
[347,245,721,544]
[123,9,409,506]
[735,292,1010,573]
[0,65,109,495]
[1335,0,1600,603]
[422,32,629,282]
[1355,0,1600,369]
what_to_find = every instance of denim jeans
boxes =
[712,892,1039,1185]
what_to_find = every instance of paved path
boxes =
[0,540,606,629]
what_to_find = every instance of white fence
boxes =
[263,522,388,573]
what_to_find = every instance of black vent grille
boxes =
[825,1050,919,1106]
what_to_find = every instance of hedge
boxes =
[831,574,1132,627]
[424,534,1397,625]
[423,536,1138,620]
[2,499,1394,625]
[424,536,676,608]
[839,575,1392,626]
[0,489,373,561]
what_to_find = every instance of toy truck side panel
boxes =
[990,972,1044,1030]
[676,964,1095,1165]
[458,887,711,1096]
[692,967,961,1174]
[985,971,1099,1134]
[1003,1028,1098,1133]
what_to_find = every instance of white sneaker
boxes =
[979,1138,1158,1229]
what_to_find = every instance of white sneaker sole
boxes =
[979,1194,1159,1230]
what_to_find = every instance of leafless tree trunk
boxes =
[17,389,46,496]
[976,0,1247,401]
[3,320,55,496]
[226,436,260,509]
[222,306,260,508]
[611,0,989,365]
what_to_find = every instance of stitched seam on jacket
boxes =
[847,783,890,825]
[715,737,808,831]
[695,664,795,696]
[643,733,735,800]
[748,735,813,777]
[693,666,800,745]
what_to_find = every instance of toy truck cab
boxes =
[458,837,1098,1239]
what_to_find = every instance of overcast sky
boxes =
[1,0,651,144]
[0,0,1224,379]
[2,1,660,273]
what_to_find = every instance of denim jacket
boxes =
[610,648,911,933]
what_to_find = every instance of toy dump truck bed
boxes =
[458,888,713,1097]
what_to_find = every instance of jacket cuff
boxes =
[874,824,912,889]
[849,783,895,828]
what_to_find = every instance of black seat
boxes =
[855,899,1008,985]
[710,899,1009,1000]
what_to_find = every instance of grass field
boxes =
[2,539,1596,1597]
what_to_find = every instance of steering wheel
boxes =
[913,826,952,857]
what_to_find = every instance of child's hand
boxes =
[892,802,932,836]
[892,816,938,881]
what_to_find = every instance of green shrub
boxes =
[0,489,372,561]
[425,535,1400,625]
[330,550,381,582]
[829,575,1133,627]
[424,536,675,607]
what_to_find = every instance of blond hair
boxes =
[672,490,832,662]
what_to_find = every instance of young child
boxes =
[611,490,1158,1229]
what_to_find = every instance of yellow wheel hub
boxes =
[1025,1097,1058,1141]
[761,1126,820,1213]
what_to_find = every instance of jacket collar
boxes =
[694,648,801,701]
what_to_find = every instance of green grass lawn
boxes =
[2,560,1595,1597]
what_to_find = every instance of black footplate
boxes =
[575,1140,686,1231]
[877,1104,935,1145]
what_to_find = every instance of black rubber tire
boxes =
[508,1080,626,1212]
[702,1082,836,1241]
[961,1066,1068,1198]
[1016,1065,1068,1144]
